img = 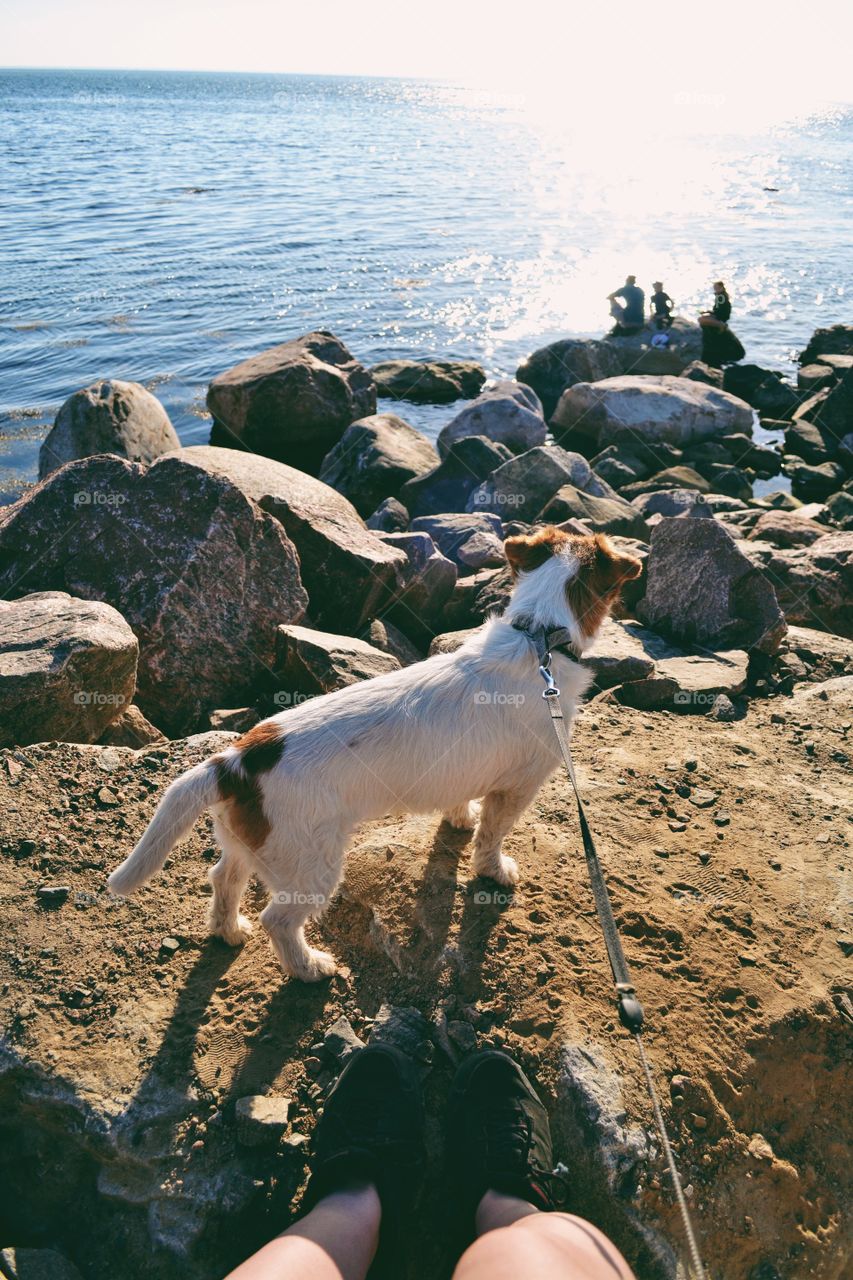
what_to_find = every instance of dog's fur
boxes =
[107,528,641,980]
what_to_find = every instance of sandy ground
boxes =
[1,681,851,1280]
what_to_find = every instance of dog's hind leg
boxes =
[442,800,481,830]
[471,784,538,886]
[260,829,347,982]
[207,818,253,945]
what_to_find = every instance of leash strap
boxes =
[536,650,707,1280]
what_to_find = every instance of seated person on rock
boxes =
[607,275,645,335]
[698,280,731,331]
[650,281,673,330]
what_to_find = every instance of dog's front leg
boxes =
[471,785,538,886]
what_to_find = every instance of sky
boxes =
[2,0,852,114]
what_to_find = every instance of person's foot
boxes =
[447,1050,566,1219]
[303,1044,425,1224]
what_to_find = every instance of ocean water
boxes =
[1,68,850,503]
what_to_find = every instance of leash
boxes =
[526,627,707,1280]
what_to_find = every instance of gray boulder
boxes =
[400,435,511,519]
[825,490,853,530]
[748,510,831,548]
[540,486,650,539]
[581,618,655,688]
[799,324,853,366]
[515,339,622,420]
[616,627,750,713]
[722,364,800,419]
[364,618,424,666]
[39,380,180,480]
[177,446,405,632]
[378,531,458,634]
[744,532,853,638]
[680,361,723,387]
[597,316,704,376]
[371,358,485,404]
[366,496,410,532]
[637,517,786,654]
[784,415,836,464]
[207,330,376,474]
[318,413,438,517]
[621,465,711,498]
[552,375,754,450]
[409,513,503,576]
[631,489,714,519]
[798,363,836,393]
[0,455,307,735]
[788,460,846,502]
[275,625,400,699]
[466,446,614,522]
[99,704,166,747]
[0,592,138,747]
[437,381,546,458]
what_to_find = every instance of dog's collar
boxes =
[510,618,581,665]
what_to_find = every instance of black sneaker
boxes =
[447,1050,566,1217]
[302,1043,425,1225]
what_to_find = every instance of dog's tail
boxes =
[107,759,221,897]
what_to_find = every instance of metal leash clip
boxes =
[538,653,560,699]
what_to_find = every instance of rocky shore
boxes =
[1,318,852,1279]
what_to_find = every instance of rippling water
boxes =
[1,69,850,502]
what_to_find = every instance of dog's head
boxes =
[504,526,642,643]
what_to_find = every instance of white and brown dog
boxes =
[108,527,641,981]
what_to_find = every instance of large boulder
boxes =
[318,414,439,517]
[597,317,704,377]
[515,339,622,420]
[409,513,503,576]
[39,380,179,480]
[631,489,714,519]
[798,368,853,446]
[275,625,400,700]
[177,446,405,632]
[636,517,786,654]
[799,324,853,367]
[787,460,846,503]
[539,485,650,539]
[0,455,307,735]
[466,446,615,522]
[370,359,485,404]
[744,533,853,638]
[400,435,512,519]
[437,382,546,458]
[0,592,138,747]
[621,465,711,498]
[722,365,800,419]
[681,361,723,388]
[784,415,835,465]
[207,331,376,474]
[377,532,458,639]
[551,375,754,451]
[748,510,831,549]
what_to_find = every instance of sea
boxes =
[1,68,851,503]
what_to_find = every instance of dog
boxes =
[107,527,642,981]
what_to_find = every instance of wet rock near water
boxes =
[400,435,512,520]
[370,358,486,404]
[318,413,439,518]
[39,380,180,480]
[466,445,615,522]
[437,381,546,458]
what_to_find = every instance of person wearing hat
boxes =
[650,281,673,330]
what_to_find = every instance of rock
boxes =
[825,490,853,530]
[717,433,782,475]
[466,446,613,522]
[699,464,754,502]
[206,707,260,734]
[409,513,504,575]
[591,453,643,490]
[540,486,650,539]
[275,625,400,699]
[378,532,458,633]
[798,364,836,393]
[616,626,749,713]
[582,619,656,688]
[746,533,853,638]
[597,317,704,376]
[440,567,506,630]
[703,495,750,514]
[784,413,835,464]
[370,358,485,404]
[36,884,71,907]
[621,466,711,498]
[0,455,307,736]
[552,375,754,451]
[709,694,737,721]
[681,361,723,387]
[788,460,846,502]
[722,365,800,419]
[752,490,804,512]
[437,381,546,458]
[159,936,180,955]
[323,1015,365,1062]
[318,414,439,517]
[631,489,713,519]
[367,1003,434,1068]
[234,1095,291,1147]
[38,380,180,480]
[515,338,622,420]
[0,1248,84,1280]
[559,1040,649,1188]
[796,368,853,448]
[365,618,424,667]
[178,445,404,632]
[207,330,376,474]
[428,627,480,656]
[400,435,512,519]
[748,511,831,548]
[637,517,786,654]
[365,496,410,532]
[799,324,853,366]
[98,705,166,748]
[0,592,138,748]
[816,353,853,374]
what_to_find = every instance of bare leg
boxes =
[207,834,253,945]
[443,800,481,830]
[225,1182,380,1280]
[453,1189,636,1280]
[471,787,535,885]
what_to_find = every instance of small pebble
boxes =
[160,936,180,955]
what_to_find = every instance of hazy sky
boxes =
[3,0,852,109]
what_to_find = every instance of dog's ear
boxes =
[504,527,567,577]
[592,534,643,587]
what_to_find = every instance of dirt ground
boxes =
[0,681,851,1280]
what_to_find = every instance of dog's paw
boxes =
[290,947,337,983]
[210,913,253,946]
[472,851,520,887]
[444,801,481,831]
